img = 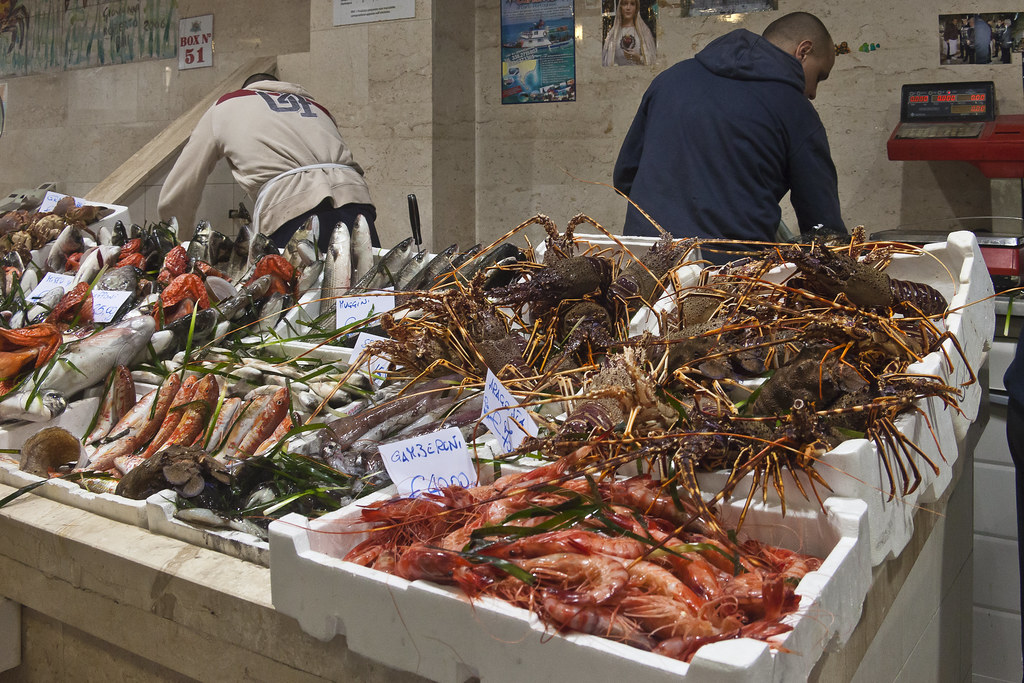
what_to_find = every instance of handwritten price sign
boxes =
[36,191,85,213]
[26,275,131,323]
[335,291,394,332]
[480,369,538,453]
[351,332,391,386]
[27,272,73,302]
[91,290,132,323]
[379,426,477,498]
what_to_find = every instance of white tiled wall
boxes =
[973,397,1023,683]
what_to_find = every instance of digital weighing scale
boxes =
[887,81,1024,178]
[885,80,1024,287]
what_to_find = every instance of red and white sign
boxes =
[178,15,214,71]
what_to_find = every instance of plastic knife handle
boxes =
[407,194,422,248]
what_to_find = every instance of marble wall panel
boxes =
[3,73,67,131]
[178,0,310,56]
[62,122,166,188]
[307,25,370,112]
[65,63,140,127]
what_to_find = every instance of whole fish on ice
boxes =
[0,315,156,421]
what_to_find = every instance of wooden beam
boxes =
[84,55,277,205]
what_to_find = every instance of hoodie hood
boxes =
[695,29,805,93]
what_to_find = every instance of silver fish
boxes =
[405,243,458,292]
[72,245,122,286]
[26,287,65,325]
[394,249,428,290]
[283,215,317,269]
[297,260,324,294]
[46,225,85,273]
[12,315,156,406]
[215,275,271,322]
[17,269,39,298]
[242,232,278,278]
[0,390,67,423]
[96,265,138,292]
[273,288,321,338]
[353,236,415,290]
[351,214,375,283]
[321,222,352,302]
[226,223,252,281]
[186,220,215,263]
[252,292,288,336]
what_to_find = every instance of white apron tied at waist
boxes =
[247,162,355,268]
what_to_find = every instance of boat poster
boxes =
[501,0,576,105]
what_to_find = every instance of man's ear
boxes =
[796,39,814,61]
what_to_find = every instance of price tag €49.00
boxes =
[378,426,477,499]
[480,369,538,453]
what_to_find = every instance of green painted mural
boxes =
[0,0,177,77]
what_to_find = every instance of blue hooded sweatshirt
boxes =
[613,29,845,255]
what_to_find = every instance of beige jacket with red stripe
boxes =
[158,80,373,236]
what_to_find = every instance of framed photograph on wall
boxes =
[939,13,1020,66]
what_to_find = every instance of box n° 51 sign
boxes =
[178,15,214,71]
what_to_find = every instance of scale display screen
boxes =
[900,81,996,122]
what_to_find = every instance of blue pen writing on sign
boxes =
[409,471,473,498]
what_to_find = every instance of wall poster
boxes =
[939,13,1020,65]
[501,0,575,105]
[0,0,178,78]
[601,0,657,67]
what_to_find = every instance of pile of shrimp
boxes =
[342,460,821,661]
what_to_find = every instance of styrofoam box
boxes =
[692,232,990,566]
[146,490,269,566]
[29,201,132,271]
[269,487,869,683]
[0,397,148,527]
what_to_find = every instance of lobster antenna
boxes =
[559,167,672,240]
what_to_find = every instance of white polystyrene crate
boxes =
[715,496,871,682]
[0,396,148,527]
[269,485,869,683]
[91,201,131,233]
[696,343,962,568]
[146,491,269,566]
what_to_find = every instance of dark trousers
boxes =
[1006,397,1024,662]
[270,200,380,253]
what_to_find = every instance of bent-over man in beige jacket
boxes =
[158,72,379,251]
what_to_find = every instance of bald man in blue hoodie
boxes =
[614,12,846,262]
